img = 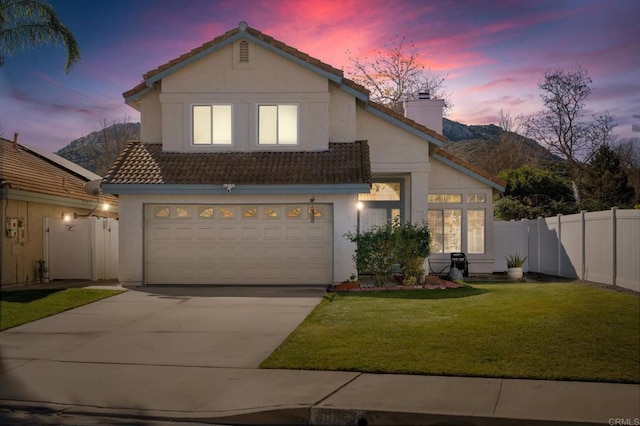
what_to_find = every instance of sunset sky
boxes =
[1,0,638,152]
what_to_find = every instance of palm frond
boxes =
[0,0,80,72]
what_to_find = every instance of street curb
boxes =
[0,400,608,426]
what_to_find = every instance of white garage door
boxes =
[145,204,333,285]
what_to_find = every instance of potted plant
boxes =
[506,254,527,280]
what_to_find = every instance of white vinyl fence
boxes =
[44,217,119,281]
[494,208,640,292]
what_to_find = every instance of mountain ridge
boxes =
[55,119,561,177]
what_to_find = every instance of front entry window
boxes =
[359,182,401,201]
[357,179,404,231]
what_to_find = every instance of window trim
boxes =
[191,104,233,146]
[257,103,299,146]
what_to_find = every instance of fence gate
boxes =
[45,217,118,281]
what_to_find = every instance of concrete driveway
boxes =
[1,285,326,369]
[0,285,354,423]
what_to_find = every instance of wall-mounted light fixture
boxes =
[223,183,236,193]
[356,201,363,235]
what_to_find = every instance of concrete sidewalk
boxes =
[1,282,638,425]
[1,366,638,425]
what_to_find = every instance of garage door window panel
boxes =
[242,207,258,218]
[154,207,171,218]
[198,207,215,218]
[219,207,237,218]
[264,207,280,218]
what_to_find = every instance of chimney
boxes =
[13,132,19,149]
[404,93,444,135]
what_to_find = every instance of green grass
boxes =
[0,288,123,331]
[261,283,640,383]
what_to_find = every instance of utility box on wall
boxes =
[6,217,18,238]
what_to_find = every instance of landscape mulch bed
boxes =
[330,274,464,292]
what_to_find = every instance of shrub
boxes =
[346,220,431,287]
[393,220,431,283]
[346,223,396,286]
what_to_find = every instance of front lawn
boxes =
[261,283,640,383]
[0,288,124,331]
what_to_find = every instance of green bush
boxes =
[394,220,431,284]
[346,223,396,286]
[346,220,431,286]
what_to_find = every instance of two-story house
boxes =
[103,22,504,286]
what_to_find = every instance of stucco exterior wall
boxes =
[328,84,357,142]
[117,193,358,285]
[139,89,162,143]
[139,41,342,153]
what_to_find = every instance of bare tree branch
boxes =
[346,35,451,114]
[520,65,615,188]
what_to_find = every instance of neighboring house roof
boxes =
[122,22,446,147]
[104,140,371,186]
[0,137,119,207]
[22,143,102,182]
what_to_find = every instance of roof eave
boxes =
[102,183,370,195]
[1,187,119,212]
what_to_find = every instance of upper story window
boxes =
[192,105,232,145]
[258,104,298,145]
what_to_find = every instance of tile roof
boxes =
[0,138,119,206]
[103,141,372,186]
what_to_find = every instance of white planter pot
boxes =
[507,267,523,280]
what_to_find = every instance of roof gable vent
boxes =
[239,40,249,63]
[234,39,254,68]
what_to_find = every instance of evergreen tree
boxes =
[579,145,635,211]
[495,166,577,220]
